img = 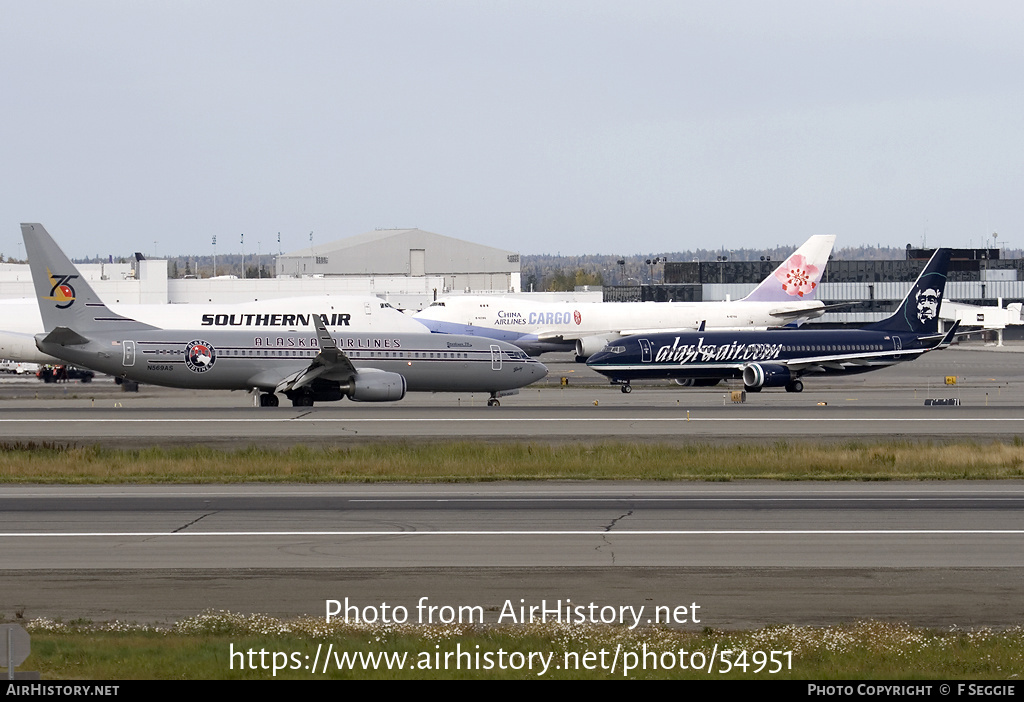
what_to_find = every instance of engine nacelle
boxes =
[575,335,614,359]
[742,363,793,389]
[345,369,408,402]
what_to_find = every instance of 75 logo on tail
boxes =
[46,270,78,309]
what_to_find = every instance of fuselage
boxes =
[1,295,429,364]
[586,327,933,382]
[414,296,826,356]
[37,330,547,393]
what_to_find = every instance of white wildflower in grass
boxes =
[19,612,1024,664]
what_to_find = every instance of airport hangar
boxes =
[0,229,1021,337]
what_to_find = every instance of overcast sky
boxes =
[2,1,1022,259]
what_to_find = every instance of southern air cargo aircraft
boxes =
[413,234,835,359]
[0,294,428,365]
[21,224,546,407]
[586,248,955,394]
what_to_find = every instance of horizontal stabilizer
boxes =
[767,301,827,319]
[39,327,90,347]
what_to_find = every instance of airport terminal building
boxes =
[606,247,1024,332]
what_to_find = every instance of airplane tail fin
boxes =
[865,248,952,334]
[741,234,835,302]
[21,223,155,333]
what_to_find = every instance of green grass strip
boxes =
[16,614,1024,679]
[2,439,1024,483]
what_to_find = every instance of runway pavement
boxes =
[1,344,1022,629]
[0,346,1023,446]
[1,482,1023,628]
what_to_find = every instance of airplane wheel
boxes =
[260,393,279,407]
[291,395,314,407]
[785,380,804,393]
[621,384,632,394]
[487,398,500,407]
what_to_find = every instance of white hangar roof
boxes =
[276,228,520,277]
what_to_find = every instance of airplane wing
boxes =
[273,314,358,394]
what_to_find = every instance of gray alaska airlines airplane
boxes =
[22,223,547,407]
[587,248,957,393]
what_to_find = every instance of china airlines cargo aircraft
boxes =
[414,235,835,359]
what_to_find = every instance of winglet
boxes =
[938,320,960,349]
[311,312,348,366]
[741,235,835,302]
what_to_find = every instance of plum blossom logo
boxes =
[773,255,820,298]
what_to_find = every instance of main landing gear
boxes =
[785,380,804,393]
[488,391,501,407]
[259,393,279,407]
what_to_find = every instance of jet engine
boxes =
[343,369,407,402]
[741,363,793,390]
[575,335,614,360]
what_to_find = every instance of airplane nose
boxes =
[533,360,549,380]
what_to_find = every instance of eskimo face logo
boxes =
[915,286,940,326]
[773,254,820,298]
[47,270,78,309]
[184,340,216,372]
[574,310,582,325]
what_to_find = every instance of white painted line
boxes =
[0,417,1021,423]
[349,497,1023,503]
[1,529,1022,537]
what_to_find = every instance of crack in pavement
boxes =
[596,509,634,565]
[173,512,217,533]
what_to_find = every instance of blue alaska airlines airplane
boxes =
[586,248,957,393]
